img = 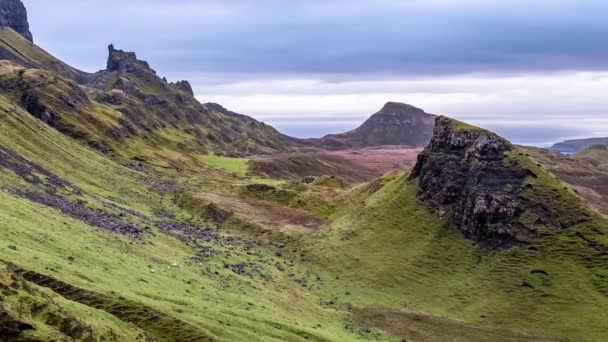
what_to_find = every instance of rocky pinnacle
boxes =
[0,0,33,42]
[410,116,534,247]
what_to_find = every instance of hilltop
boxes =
[306,102,436,149]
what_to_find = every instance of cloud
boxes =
[198,72,608,144]
[26,0,608,75]
[23,0,608,143]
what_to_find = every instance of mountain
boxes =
[0,27,294,171]
[551,137,608,154]
[309,117,608,340]
[1,1,608,341]
[0,0,32,42]
[307,102,436,149]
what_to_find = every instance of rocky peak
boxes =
[410,116,535,247]
[106,44,154,74]
[0,0,32,42]
[174,80,194,96]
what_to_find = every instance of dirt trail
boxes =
[198,192,325,232]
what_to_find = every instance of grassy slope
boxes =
[195,153,250,177]
[0,27,83,80]
[0,96,379,341]
[0,23,606,341]
[525,146,608,215]
[2,86,608,340]
[0,27,294,172]
[303,167,608,341]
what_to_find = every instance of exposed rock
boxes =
[107,44,154,74]
[0,0,32,42]
[174,80,194,96]
[144,95,166,105]
[301,176,316,184]
[410,116,535,247]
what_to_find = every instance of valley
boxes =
[0,1,607,341]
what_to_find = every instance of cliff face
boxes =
[0,0,32,42]
[410,116,536,246]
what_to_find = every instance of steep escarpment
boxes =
[410,116,599,247]
[310,102,436,149]
[410,117,532,245]
[0,0,32,42]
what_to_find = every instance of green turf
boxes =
[0,26,607,341]
[195,153,250,176]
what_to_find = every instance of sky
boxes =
[25,0,608,145]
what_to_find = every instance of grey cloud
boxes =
[25,0,608,78]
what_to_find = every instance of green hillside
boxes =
[0,6,607,341]
[0,28,295,169]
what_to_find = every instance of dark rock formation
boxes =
[0,0,32,42]
[410,116,535,247]
[308,102,436,149]
[174,80,194,96]
[107,44,153,74]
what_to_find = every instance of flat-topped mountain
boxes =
[551,137,608,154]
[0,0,32,42]
[309,102,436,149]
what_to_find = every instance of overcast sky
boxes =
[25,0,608,145]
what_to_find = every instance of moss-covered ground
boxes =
[0,26,607,341]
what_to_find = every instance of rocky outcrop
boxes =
[174,80,194,96]
[0,0,32,42]
[106,44,154,74]
[410,116,535,247]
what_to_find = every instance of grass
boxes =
[0,28,82,80]
[301,171,608,341]
[0,93,377,341]
[195,153,250,176]
[1,29,608,341]
[1,97,608,340]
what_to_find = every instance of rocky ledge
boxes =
[0,0,33,42]
[410,116,536,247]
